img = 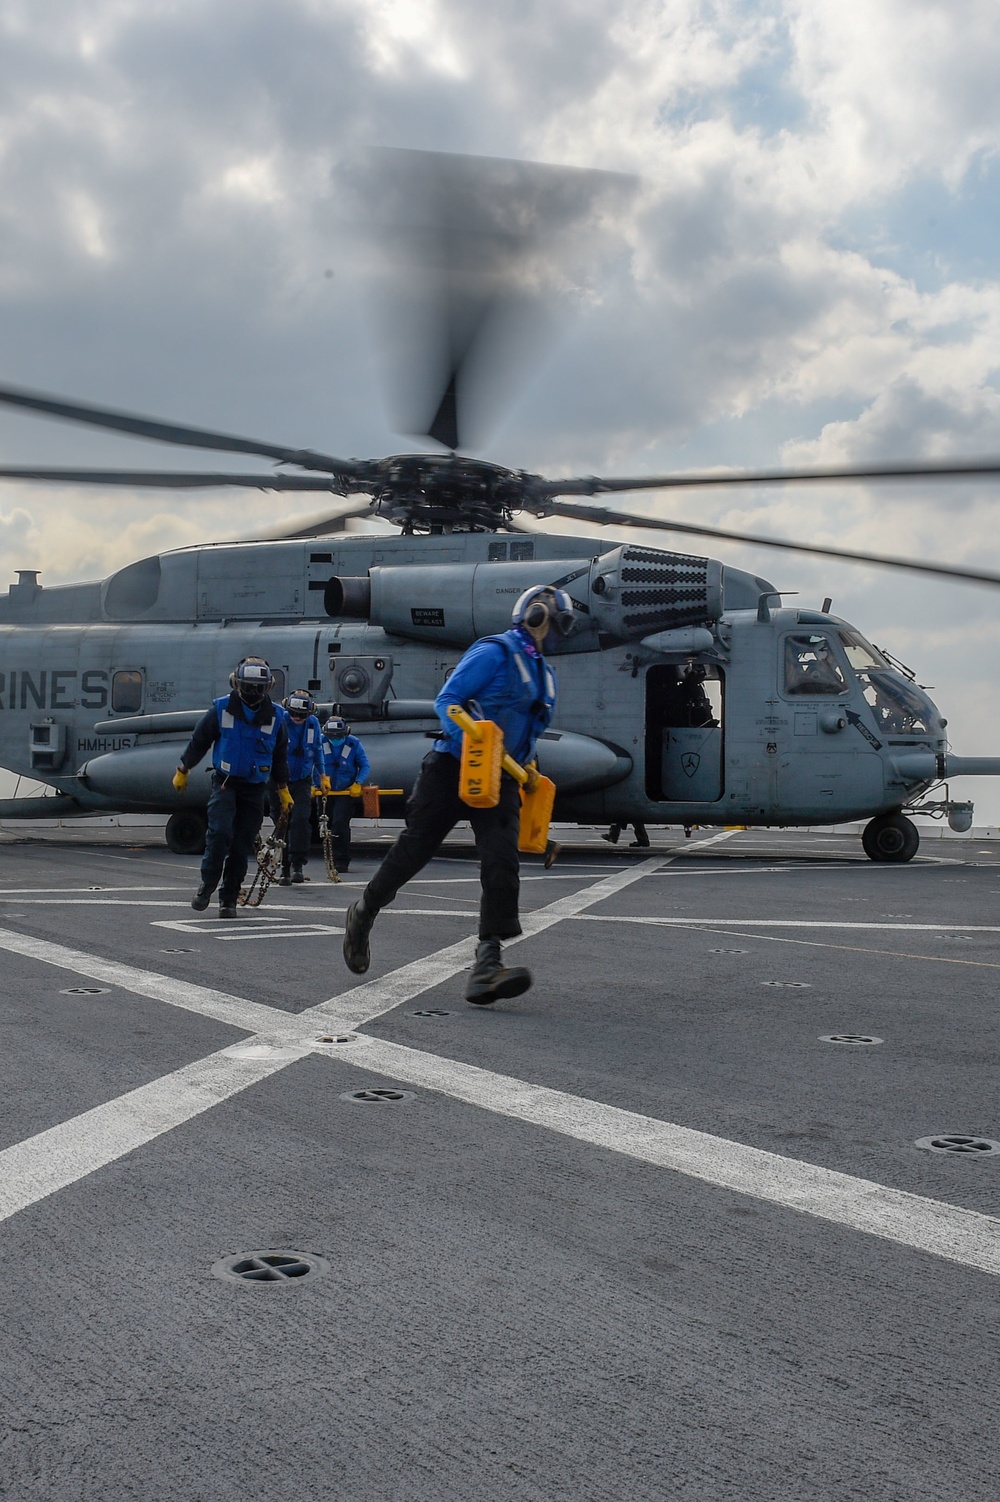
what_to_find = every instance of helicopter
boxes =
[2,150,1000,864]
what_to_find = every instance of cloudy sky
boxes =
[2,0,1000,820]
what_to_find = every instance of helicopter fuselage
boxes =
[0,531,979,843]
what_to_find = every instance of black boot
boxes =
[291,865,306,884]
[278,866,292,886]
[191,884,212,912]
[343,899,375,974]
[465,938,531,1005]
[219,899,238,919]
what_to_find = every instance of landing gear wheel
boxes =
[165,810,208,855]
[862,813,919,863]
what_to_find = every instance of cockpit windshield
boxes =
[838,630,936,735]
[838,629,888,672]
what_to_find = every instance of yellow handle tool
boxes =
[446,704,555,853]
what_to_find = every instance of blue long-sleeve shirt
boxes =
[433,628,556,767]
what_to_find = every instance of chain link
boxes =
[239,809,290,907]
[318,795,341,883]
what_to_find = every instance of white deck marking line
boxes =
[0,885,184,896]
[0,1047,301,1226]
[326,1034,1000,1280]
[571,916,1000,932]
[0,929,279,1034]
[642,923,1000,972]
[0,847,683,1223]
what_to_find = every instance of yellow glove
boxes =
[311,784,325,799]
[172,766,188,792]
[349,781,363,798]
[277,786,294,813]
[524,762,541,793]
[321,775,332,794]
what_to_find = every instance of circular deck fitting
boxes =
[211,1249,330,1285]
[820,1034,884,1046]
[708,948,748,955]
[59,986,110,996]
[761,980,811,989]
[161,947,195,954]
[413,1008,451,1016]
[915,1135,1000,1156]
[942,934,972,941]
[341,1088,415,1104]
[313,1033,358,1045]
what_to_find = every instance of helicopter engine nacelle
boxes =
[326,545,722,647]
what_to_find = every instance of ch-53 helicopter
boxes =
[2,149,1000,864]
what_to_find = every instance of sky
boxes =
[2,0,1000,820]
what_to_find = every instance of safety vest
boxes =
[321,733,371,791]
[212,695,281,784]
[284,712,322,782]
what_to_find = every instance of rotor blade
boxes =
[0,467,351,489]
[260,503,377,541]
[0,383,364,477]
[363,149,636,452]
[541,458,1000,498]
[427,373,459,453]
[543,499,1000,588]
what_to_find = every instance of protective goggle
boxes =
[323,718,349,737]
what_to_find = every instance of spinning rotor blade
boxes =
[262,503,377,540]
[0,383,363,478]
[0,467,349,489]
[364,149,636,453]
[544,499,1000,588]
[541,457,1000,498]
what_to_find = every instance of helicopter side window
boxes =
[111,670,143,714]
[783,635,847,696]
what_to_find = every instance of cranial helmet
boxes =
[511,584,575,637]
[323,715,350,739]
[230,656,273,708]
[283,689,316,717]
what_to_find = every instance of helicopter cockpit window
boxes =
[783,635,847,696]
[839,630,935,733]
[111,670,143,714]
[838,630,889,672]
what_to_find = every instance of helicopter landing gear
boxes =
[862,813,919,863]
[165,809,207,856]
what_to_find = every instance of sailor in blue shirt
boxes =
[275,690,326,885]
[318,716,371,873]
[173,657,291,917]
[343,585,573,1004]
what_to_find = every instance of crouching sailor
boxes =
[173,656,292,918]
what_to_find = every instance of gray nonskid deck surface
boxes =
[1,827,999,1500]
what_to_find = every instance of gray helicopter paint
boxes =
[0,530,993,832]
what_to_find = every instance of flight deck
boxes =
[1,825,998,1501]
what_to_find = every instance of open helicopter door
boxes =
[644,665,724,802]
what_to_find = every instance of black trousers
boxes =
[272,778,314,870]
[364,751,522,940]
[200,775,267,903]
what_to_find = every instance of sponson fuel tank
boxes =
[78,729,632,807]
